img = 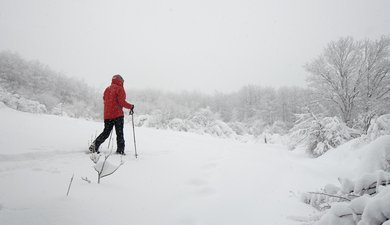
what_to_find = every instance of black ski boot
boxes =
[116,150,126,155]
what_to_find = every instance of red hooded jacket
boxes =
[103,75,133,120]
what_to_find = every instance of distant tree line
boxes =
[0,51,102,119]
[127,86,312,135]
[0,51,312,137]
[1,35,389,140]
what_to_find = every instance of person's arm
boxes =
[117,87,133,109]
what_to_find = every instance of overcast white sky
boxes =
[1,0,389,93]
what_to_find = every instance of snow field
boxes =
[0,105,346,225]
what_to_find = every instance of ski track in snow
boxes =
[0,107,341,225]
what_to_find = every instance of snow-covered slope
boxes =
[0,104,358,225]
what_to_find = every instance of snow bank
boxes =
[357,136,390,174]
[315,135,390,179]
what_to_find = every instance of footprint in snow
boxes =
[194,187,216,196]
[32,167,60,174]
[178,216,199,225]
[201,161,218,170]
[48,168,61,174]
[187,178,216,196]
[187,178,208,187]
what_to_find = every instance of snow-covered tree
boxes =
[306,37,363,127]
[357,37,390,133]
[306,36,390,132]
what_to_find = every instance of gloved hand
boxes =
[129,105,134,115]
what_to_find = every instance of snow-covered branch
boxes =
[90,152,124,184]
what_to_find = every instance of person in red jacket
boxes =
[89,74,134,155]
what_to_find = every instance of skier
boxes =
[89,74,134,155]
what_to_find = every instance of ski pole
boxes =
[130,109,138,158]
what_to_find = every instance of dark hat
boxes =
[113,74,124,81]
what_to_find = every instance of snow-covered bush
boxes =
[135,111,240,139]
[190,107,216,128]
[133,111,168,129]
[51,103,64,115]
[303,170,390,225]
[146,110,166,129]
[248,119,266,137]
[205,120,236,138]
[14,96,47,113]
[168,118,189,132]
[0,87,47,113]
[134,114,151,127]
[268,120,289,135]
[186,108,236,138]
[289,113,353,157]
[366,114,390,141]
[264,133,290,145]
[228,121,248,136]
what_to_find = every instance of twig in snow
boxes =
[307,191,353,202]
[66,173,74,196]
[93,151,125,184]
[81,176,91,183]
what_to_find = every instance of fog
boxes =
[1,0,389,93]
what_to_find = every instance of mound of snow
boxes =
[358,136,390,174]
[314,136,390,178]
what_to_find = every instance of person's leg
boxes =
[91,119,115,152]
[114,116,125,154]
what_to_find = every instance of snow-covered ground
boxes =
[0,104,371,225]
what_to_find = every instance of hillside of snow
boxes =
[0,103,388,225]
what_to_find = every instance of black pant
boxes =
[94,116,125,152]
